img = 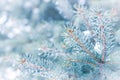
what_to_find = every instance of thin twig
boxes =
[68,58,97,67]
[76,8,94,35]
[20,59,48,71]
[67,29,99,62]
[97,13,106,62]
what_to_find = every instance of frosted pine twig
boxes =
[67,29,99,62]
[67,58,97,67]
[74,6,94,35]
[96,11,109,63]
[20,58,48,71]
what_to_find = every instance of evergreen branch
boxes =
[76,7,94,35]
[101,29,106,62]
[67,29,99,62]
[97,13,107,62]
[20,58,49,71]
[68,58,97,67]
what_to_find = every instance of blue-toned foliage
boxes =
[19,6,118,80]
[20,48,60,74]
[0,0,119,80]
[62,6,117,80]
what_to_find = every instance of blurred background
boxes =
[0,0,120,80]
